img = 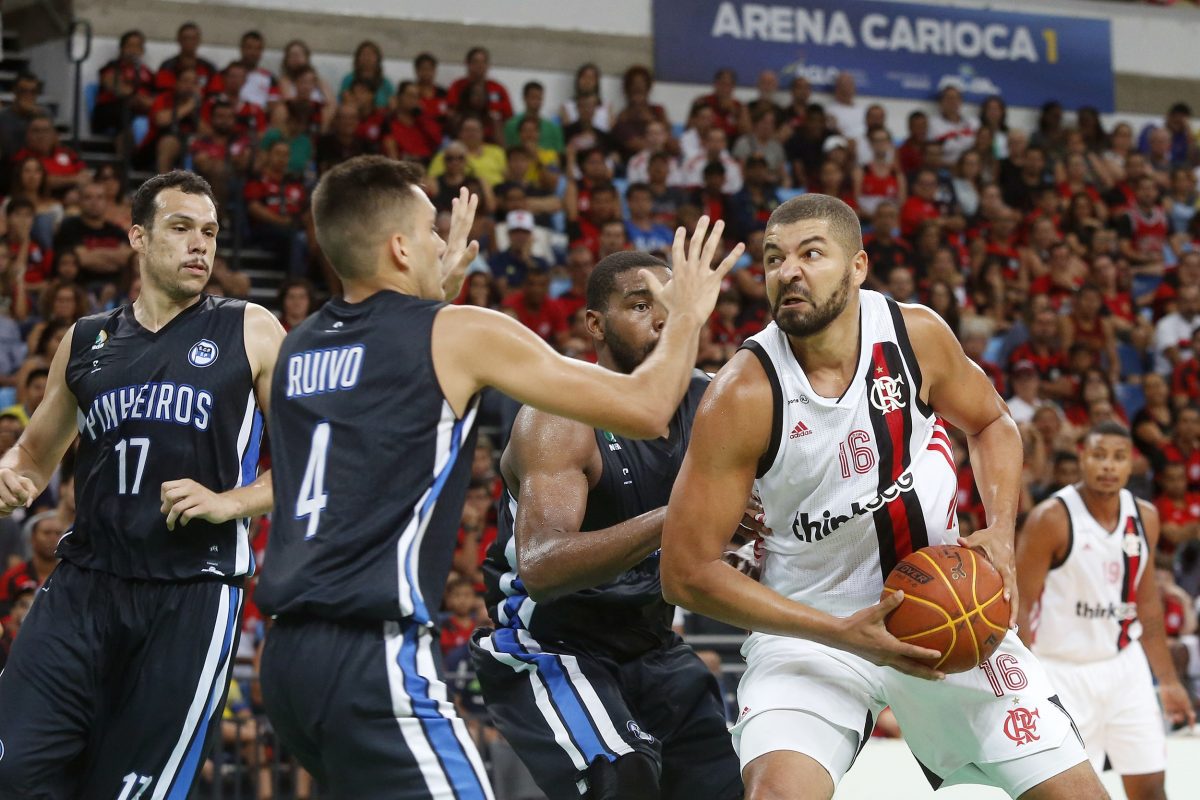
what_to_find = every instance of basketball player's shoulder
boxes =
[895,301,957,351]
[1027,489,1071,532]
[508,403,597,471]
[699,348,773,419]
[1133,495,1159,526]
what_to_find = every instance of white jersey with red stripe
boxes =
[1032,485,1148,664]
[742,290,960,618]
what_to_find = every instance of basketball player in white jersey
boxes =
[660,194,1104,799]
[1017,422,1195,800]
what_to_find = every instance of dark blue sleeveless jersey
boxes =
[256,291,480,624]
[60,296,262,581]
[482,371,710,660]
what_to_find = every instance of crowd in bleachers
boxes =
[0,14,1198,796]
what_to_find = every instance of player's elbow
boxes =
[516,556,567,603]
[660,554,699,609]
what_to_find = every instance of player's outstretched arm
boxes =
[161,304,285,529]
[1013,498,1069,646]
[506,406,665,601]
[1134,500,1197,729]
[905,304,1023,624]
[661,351,944,680]
[433,217,742,439]
[0,325,81,514]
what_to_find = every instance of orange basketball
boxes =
[882,545,1010,674]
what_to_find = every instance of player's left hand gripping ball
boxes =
[958,526,1018,628]
[161,478,237,530]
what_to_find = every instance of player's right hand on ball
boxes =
[0,467,37,516]
[642,216,744,324]
[837,591,946,681]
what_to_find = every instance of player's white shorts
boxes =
[1040,640,1167,776]
[732,630,1088,796]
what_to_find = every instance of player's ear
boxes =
[851,248,869,288]
[585,309,605,342]
[128,224,147,254]
[387,232,412,274]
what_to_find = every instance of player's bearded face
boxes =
[772,260,852,337]
[605,320,657,374]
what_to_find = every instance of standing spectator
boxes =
[611,64,668,159]
[928,86,978,167]
[412,52,449,127]
[383,81,441,164]
[855,125,905,218]
[825,71,864,140]
[12,115,86,195]
[732,107,786,186]
[978,95,1009,159]
[154,21,218,93]
[53,182,133,289]
[190,100,254,213]
[446,46,512,122]
[1155,284,1200,375]
[691,68,742,140]
[0,74,47,161]
[562,93,617,157]
[338,40,394,110]
[93,30,154,135]
[139,67,201,173]
[501,266,569,348]
[624,183,674,254]
[784,103,829,186]
[277,40,335,107]
[560,62,611,132]
[428,117,506,188]
[244,139,310,275]
[225,31,278,111]
[260,97,318,176]
[503,81,562,152]
[1117,175,1173,271]
[489,210,548,293]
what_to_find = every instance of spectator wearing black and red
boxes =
[568,182,621,258]
[11,115,86,195]
[213,31,278,112]
[139,66,201,174]
[1154,462,1200,564]
[383,81,441,164]
[896,110,928,178]
[93,30,155,135]
[315,104,375,177]
[1116,174,1173,270]
[501,267,568,349]
[900,168,942,239]
[53,182,133,288]
[1104,151,1150,211]
[682,127,742,195]
[692,162,736,229]
[562,93,617,159]
[245,139,310,276]
[413,52,448,128]
[927,86,977,168]
[4,197,51,286]
[1061,284,1120,385]
[342,79,387,145]
[610,65,669,160]
[154,21,218,93]
[1000,144,1050,213]
[780,76,811,132]
[691,68,743,140]
[190,99,253,212]
[202,62,268,138]
[1172,327,1200,408]
[446,47,512,122]
[1027,241,1086,311]
[784,103,828,187]
[1164,405,1200,491]
[856,126,905,218]
[729,156,779,241]
[1010,307,1071,399]
[0,510,62,618]
[864,202,911,288]
[1091,253,1135,334]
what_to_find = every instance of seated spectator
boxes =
[1164,405,1200,491]
[382,81,442,164]
[154,21,218,93]
[428,117,506,189]
[244,140,310,276]
[4,198,52,287]
[610,64,668,159]
[779,75,811,133]
[138,66,202,173]
[503,81,562,153]
[218,31,278,112]
[513,121,561,194]
[825,71,864,141]
[1155,284,1200,375]
[12,115,86,195]
[338,40,394,110]
[692,161,736,227]
[1010,307,1071,399]
[1007,360,1041,424]
[950,150,983,220]
[626,119,683,186]
[202,61,268,138]
[1001,144,1049,213]
[1173,328,1200,409]
[28,280,88,354]
[315,103,376,176]
[1060,284,1119,385]
[427,142,487,215]
[555,244,593,320]
[1155,462,1200,566]
[559,63,610,132]
[562,92,617,158]
[0,73,47,165]
[597,219,630,261]
[260,98,318,176]
[624,183,673,254]
[6,156,63,252]
[2,366,47,427]
[489,210,549,294]
[53,183,133,290]
[413,52,449,128]
[449,78,506,143]
[729,155,780,240]
[277,277,317,332]
[0,245,29,325]
[1166,166,1198,236]
[447,47,512,123]
[277,39,335,107]
[863,202,911,287]
[896,110,928,178]
[190,100,253,214]
[900,168,942,238]
[693,67,744,139]
[1116,175,1174,271]
[0,510,62,617]
[885,265,919,303]
[269,66,329,135]
[856,125,905,218]
[440,576,482,661]
[93,30,155,135]
[455,264,501,310]
[1133,372,1173,466]
[501,267,568,348]
[928,86,978,167]
[732,107,786,186]
[681,127,742,194]
[645,152,687,226]
[94,163,132,230]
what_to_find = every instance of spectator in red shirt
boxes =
[446,47,513,122]
[12,115,86,195]
[154,21,218,93]
[345,79,388,145]
[1117,174,1173,270]
[1155,462,1200,565]
[201,62,268,138]
[1010,307,1071,399]
[190,99,253,213]
[502,267,568,348]
[383,81,442,164]
[4,198,51,286]
[0,510,63,617]
[413,52,449,128]
[896,110,928,178]
[1172,328,1200,408]
[691,67,743,140]
[900,168,941,238]
[1163,405,1200,491]
[93,30,155,135]
[139,66,201,174]
[439,576,481,660]
[863,202,912,289]
[244,139,310,276]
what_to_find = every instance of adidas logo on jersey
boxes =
[789,421,812,439]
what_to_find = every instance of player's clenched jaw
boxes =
[764,217,860,338]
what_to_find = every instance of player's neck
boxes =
[786,297,861,380]
[132,288,202,332]
[1077,483,1121,524]
[342,272,422,304]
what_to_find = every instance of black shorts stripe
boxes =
[741,341,783,479]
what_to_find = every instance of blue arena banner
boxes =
[652,0,1114,111]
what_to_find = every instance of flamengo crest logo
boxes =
[870,372,906,414]
[1003,707,1040,745]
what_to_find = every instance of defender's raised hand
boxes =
[440,186,480,302]
[642,216,744,322]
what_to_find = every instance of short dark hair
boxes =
[131,171,216,230]
[414,52,437,69]
[1086,421,1131,442]
[522,81,544,97]
[702,160,726,178]
[766,193,863,257]
[177,21,199,37]
[589,182,618,199]
[625,182,651,199]
[119,30,144,48]
[1052,450,1079,468]
[26,368,48,387]
[6,196,34,217]
[587,251,668,312]
[312,155,426,281]
[241,30,264,44]
[465,46,488,62]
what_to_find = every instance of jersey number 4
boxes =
[297,422,330,539]
[115,437,150,495]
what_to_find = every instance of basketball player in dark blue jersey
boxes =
[470,250,745,800]
[0,171,285,799]
[256,156,742,799]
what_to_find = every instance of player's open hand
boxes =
[161,479,237,530]
[0,467,37,516]
[642,216,744,323]
[440,186,480,302]
[1160,680,1197,730]
[837,591,946,681]
[958,527,1018,627]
